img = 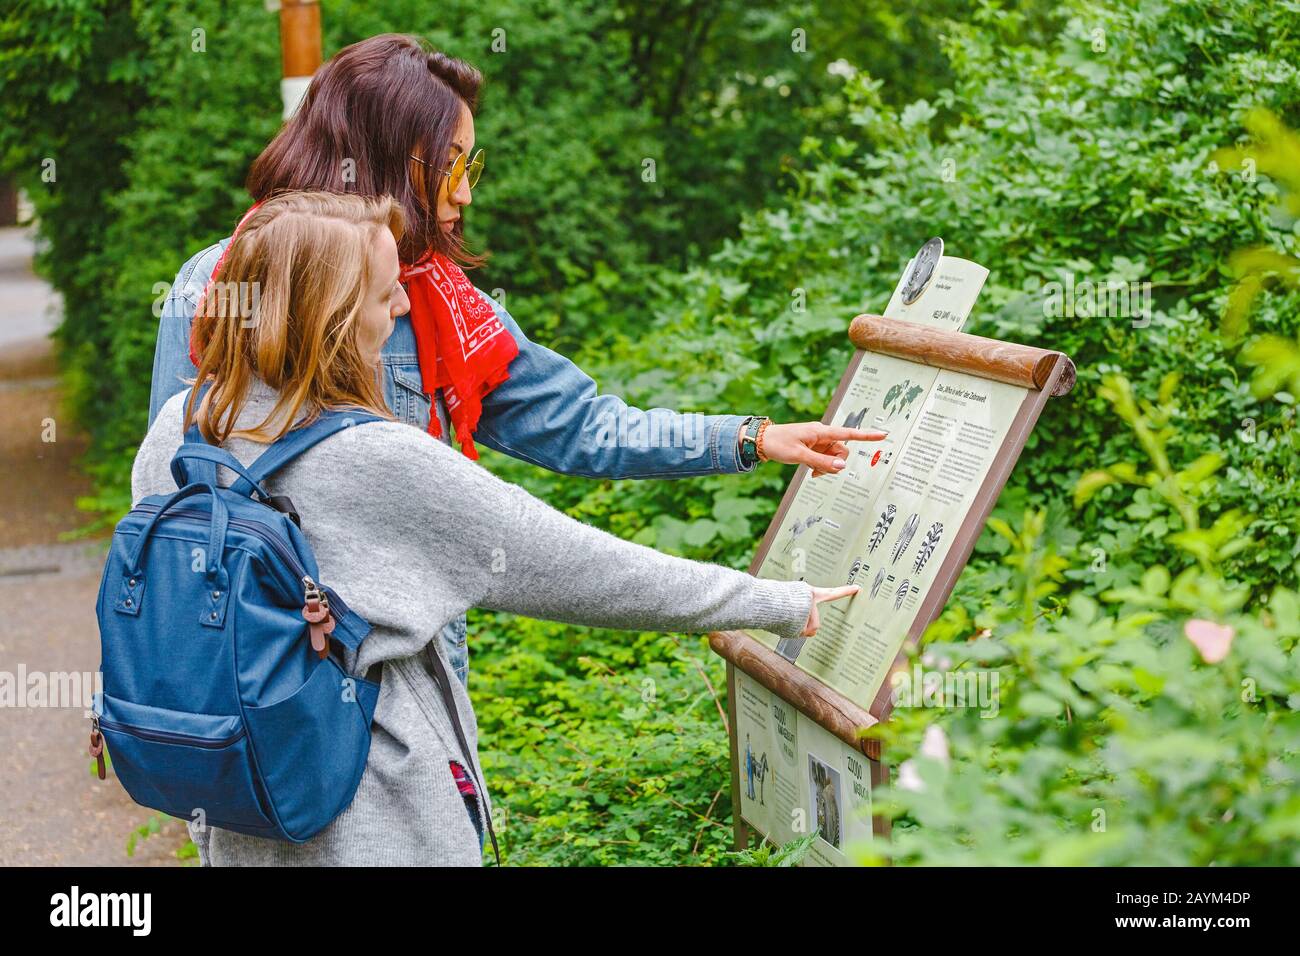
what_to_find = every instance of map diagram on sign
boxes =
[880,378,926,424]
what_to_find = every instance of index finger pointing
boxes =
[826,427,890,442]
[816,585,861,603]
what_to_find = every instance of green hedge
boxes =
[2,0,985,504]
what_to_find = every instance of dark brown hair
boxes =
[246,33,484,268]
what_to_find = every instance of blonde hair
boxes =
[185,191,405,443]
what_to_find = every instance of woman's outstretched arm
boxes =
[370,423,816,641]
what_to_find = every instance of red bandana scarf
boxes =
[188,205,517,459]
[397,253,517,458]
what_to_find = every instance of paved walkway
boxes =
[0,225,187,865]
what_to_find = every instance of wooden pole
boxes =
[848,314,1077,396]
[278,0,322,120]
[0,176,18,227]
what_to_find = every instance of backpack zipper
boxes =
[88,715,106,779]
[301,573,334,659]
[127,503,357,622]
[95,714,245,749]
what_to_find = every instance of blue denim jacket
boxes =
[149,240,755,686]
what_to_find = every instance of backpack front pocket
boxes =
[244,656,379,842]
[96,693,276,834]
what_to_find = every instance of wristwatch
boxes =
[738,416,769,468]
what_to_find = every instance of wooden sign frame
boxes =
[710,312,1076,853]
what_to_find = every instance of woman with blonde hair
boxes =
[133,191,856,866]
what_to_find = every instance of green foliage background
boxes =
[3,0,1297,864]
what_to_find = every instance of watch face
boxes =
[742,419,766,465]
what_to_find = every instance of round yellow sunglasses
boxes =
[410,147,485,195]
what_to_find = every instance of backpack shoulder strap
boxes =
[170,384,382,500]
[171,382,220,488]
[229,408,383,498]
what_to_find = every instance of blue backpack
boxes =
[91,389,384,843]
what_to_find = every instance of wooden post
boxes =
[278,0,322,120]
[0,176,18,226]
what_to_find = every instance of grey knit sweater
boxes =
[132,382,813,866]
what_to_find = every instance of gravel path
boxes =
[0,226,188,865]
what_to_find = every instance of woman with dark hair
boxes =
[149,33,886,691]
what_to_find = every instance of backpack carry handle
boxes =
[125,482,229,582]
[171,444,272,500]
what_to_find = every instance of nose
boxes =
[452,175,472,208]
[394,284,411,318]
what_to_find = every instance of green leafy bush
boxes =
[475,0,1300,865]
[868,386,1298,864]
[1,0,974,495]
